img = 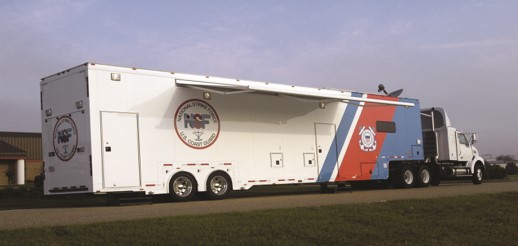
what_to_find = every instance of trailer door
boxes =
[315,123,338,181]
[43,111,90,193]
[101,112,141,188]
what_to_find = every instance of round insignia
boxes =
[53,116,78,161]
[359,126,377,152]
[174,99,220,149]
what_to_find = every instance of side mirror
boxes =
[471,133,478,144]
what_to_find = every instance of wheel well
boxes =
[388,161,419,171]
[475,161,485,171]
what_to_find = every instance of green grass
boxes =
[0,192,516,245]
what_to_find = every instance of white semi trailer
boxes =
[40,63,485,201]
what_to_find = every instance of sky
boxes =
[0,0,517,157]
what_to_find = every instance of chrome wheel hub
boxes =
[173,177,193,197]
[210,176,228,195]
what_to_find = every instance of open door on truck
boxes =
[315,123,338,182]
[101,112,141,189]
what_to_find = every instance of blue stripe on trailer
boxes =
[371,98,424,180]
[318,92,362,182]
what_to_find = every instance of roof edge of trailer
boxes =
[41,62,415,107]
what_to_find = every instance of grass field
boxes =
[0,192,516,245]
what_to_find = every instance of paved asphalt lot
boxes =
[1,181,517,230]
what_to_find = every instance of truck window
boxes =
[458,133,469,146]
[376,121,396,133]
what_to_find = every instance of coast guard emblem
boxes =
[359,126,377,152]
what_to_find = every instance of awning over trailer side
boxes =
[175,79,415,107]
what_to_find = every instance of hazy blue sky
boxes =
[1,1,517,157]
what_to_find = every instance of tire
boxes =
[472,164,483,185]
[206,172,232,200]
[392,164,415,188]
[169,173,197,202]
[415,165,432,187]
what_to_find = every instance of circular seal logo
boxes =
[359,126,377,152]
[174,99,220,149]
[53,116,78,161]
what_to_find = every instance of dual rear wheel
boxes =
[169,171,232,202]
[392,164,432,188]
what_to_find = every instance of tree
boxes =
[496,155,515,162]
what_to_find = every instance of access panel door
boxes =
[101,112,141,188]
[315,123,338,181]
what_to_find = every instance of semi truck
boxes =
[40,63,485,201]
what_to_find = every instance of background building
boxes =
[0,132,42,185]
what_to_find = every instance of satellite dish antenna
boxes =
[378,84,404,97]
[388,89,403,98]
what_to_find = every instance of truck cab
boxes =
[421,108,485,184]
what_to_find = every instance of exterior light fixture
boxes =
[76,100,84,109]
[45,109,52,117]
[319,102,325,109]
[203,92,211,100]
[111,73,121,81]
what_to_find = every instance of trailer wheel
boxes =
[392,164,415,188]
[169,173,197,202]
[206,172,232,200]
[416,165,431,187]
[472,164,483,185]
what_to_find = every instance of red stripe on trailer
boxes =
[187,163,196,166]
[278,179,285,181]
[260,180,267,183]
[163,164,173,166]
[201,163,209,166]
[288,179,295,181]
[224,163,232,165]
[308,178,315,181]
[145,184,156,187]
[336,94,397,181]
[248,180,256,183]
